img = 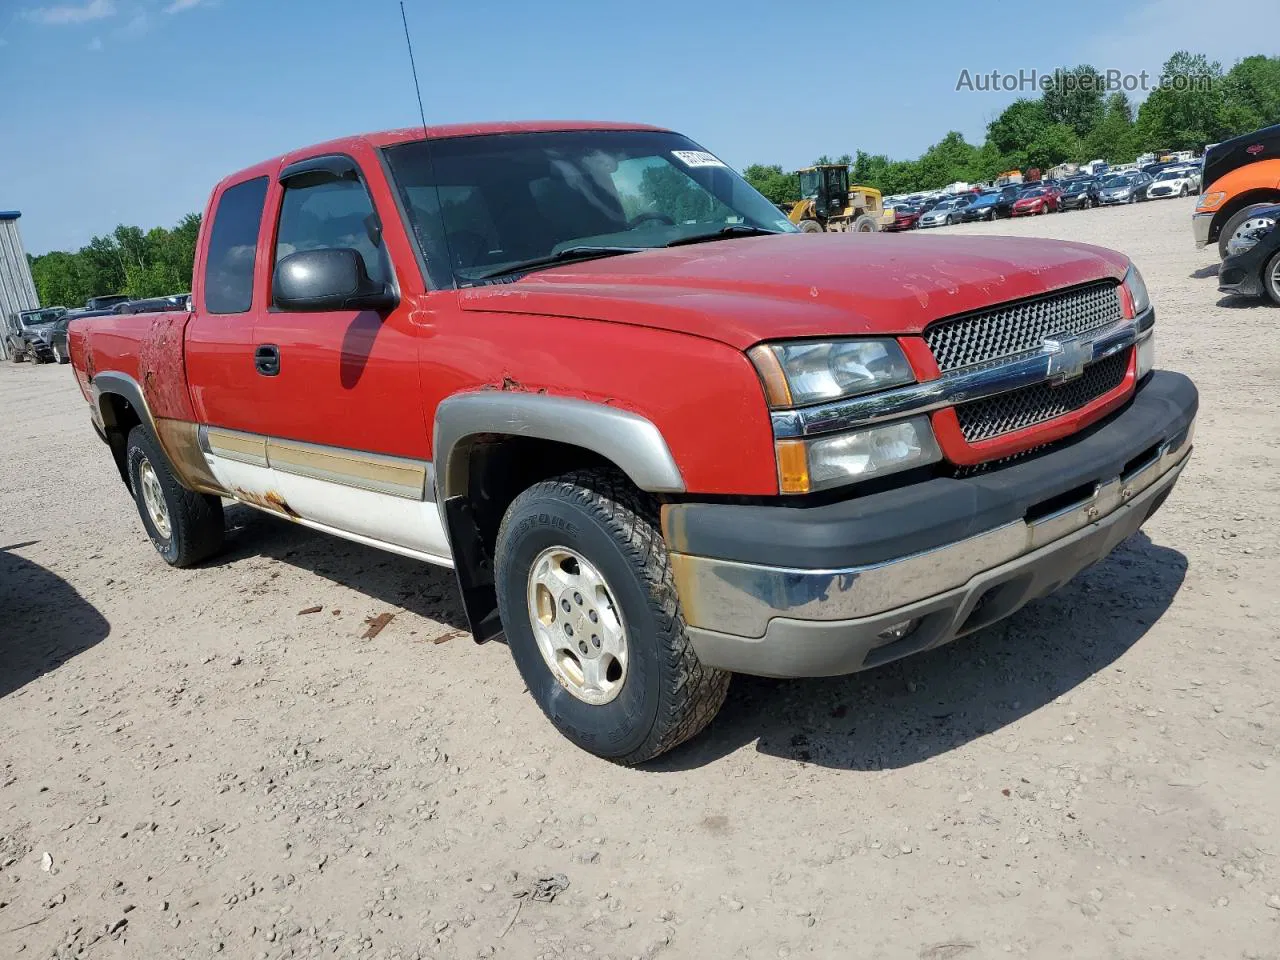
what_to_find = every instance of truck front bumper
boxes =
[1193,211,1214,248]
[663,371,1198,678]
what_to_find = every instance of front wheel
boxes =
[126,425,225,567]
[1265,250,1280,306]
[798,219,823,233]
[494,469,729,764]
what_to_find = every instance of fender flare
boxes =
[432,391,685,502]
[91,371,157,435]
[431,391,685,642]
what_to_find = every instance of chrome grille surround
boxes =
[955,348,1131,442]
[924,281,1124,373]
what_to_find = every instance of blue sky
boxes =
[1,0,1277,254]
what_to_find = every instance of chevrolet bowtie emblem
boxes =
[1043,336,1091,382]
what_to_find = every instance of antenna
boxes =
[398,1,457,286]
[400,1,429,136]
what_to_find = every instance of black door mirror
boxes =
[273,248,398,313]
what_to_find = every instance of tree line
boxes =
[29,214,201,309]
[743,51,1280,203]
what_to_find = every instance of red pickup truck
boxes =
[70,122,1198,763]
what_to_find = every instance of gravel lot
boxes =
[3,196,1279,960]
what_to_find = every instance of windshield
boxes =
[1019,188,1045,198]
[384,130,797,287]
[21,309,63,326]
[798,169,821,199]
[1100,175,1130,187]
[1156,170,1183,181]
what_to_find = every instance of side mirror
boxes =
[273,248,398,313]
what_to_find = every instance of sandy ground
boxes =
[2,196,1279,960]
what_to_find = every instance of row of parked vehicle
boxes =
[881,161,1204,232]
[3,292,190,364]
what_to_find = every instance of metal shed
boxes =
[0,212,40,360]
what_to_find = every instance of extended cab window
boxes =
[274,175,388,292]
[204,176,269,314]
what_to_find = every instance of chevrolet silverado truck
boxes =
[69,122,1198,764]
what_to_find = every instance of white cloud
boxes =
[113,12,149,37]
[87,35,102,50]
[22,0,115,25]
[164,0,204,11]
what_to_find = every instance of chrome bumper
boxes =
[674,425,1193,678]
[1192,212,1214,248]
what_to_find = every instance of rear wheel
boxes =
[494,469,729,764]
[53,343,69,364]
[798,219,823,233]
[1265,250,1280,306]
[126,425,225,567]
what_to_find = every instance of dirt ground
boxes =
[3,196,1279,960]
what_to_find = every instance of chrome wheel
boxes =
[138,458,171,539]
[526,546,628,705]
[1227,215,1278,257]
[1268,254,1280,303]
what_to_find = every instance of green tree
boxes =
[1043,64,1106,138]
[986,99,1051,171]
[1083,92,1139,162]
[916,131,980,186]
[741,164,799,205]
[1221,55,1280,133]
[1135,51,1229,151]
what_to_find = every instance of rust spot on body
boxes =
[234,488,299,519]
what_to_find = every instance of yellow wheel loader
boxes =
[787,164,887,232]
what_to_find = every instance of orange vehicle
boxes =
[1194,123,1280,258]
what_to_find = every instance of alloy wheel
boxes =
[138,458,172,539]
[526,546,628,705]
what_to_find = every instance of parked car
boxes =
[1011,186,1060,216]
[1147,168,1199,200]
[84,295,131,311]
[918,196,972,228]
[1218,203,1280,303]
[114,297,187,314]
[883,205,922,231]
[992,184,1026,218]
[69,121,1197,763]
[959,191,1001,221]
[1059,178,1100,210]
[48,315,74,364]
[1096,172,1153,205]
[4,306,66,363]
[1194,123,1280,258]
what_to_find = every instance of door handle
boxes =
[254,343,280,377]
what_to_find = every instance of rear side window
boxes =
[274,176,388,289]
[204,176,268,314]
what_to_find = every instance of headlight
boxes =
[1136,331,1156,380]
[1123,264,1151,315]
[749,338,914,407]
[1196,191,1225,212]
[776,416,942,493]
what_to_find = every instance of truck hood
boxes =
[458,233,1129,349]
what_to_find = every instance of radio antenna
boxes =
[398,1,458,286]
[400,1,429,135]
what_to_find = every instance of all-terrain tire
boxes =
[125,424,225,568]
[494,468,730,765]
[799,219,823,233]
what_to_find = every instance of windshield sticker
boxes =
[672,150,727,169]
[774,219,794,231]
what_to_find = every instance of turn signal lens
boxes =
[775,439,811,494]
[1136,332,1156,380]
[1196,191,1225,212]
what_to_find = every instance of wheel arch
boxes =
[93,372,154,488]
[1210,188,1280,243]
[431,392,685,642]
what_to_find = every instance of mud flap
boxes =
[443,495,504,643]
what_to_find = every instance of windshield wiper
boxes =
[470,246,642,282]
[664,225,781,248]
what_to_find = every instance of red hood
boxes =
[458,233,1129,350]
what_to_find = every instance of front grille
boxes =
[955,348,1130,442]
[1151,187,1172,196]
[925,281,1124,373]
